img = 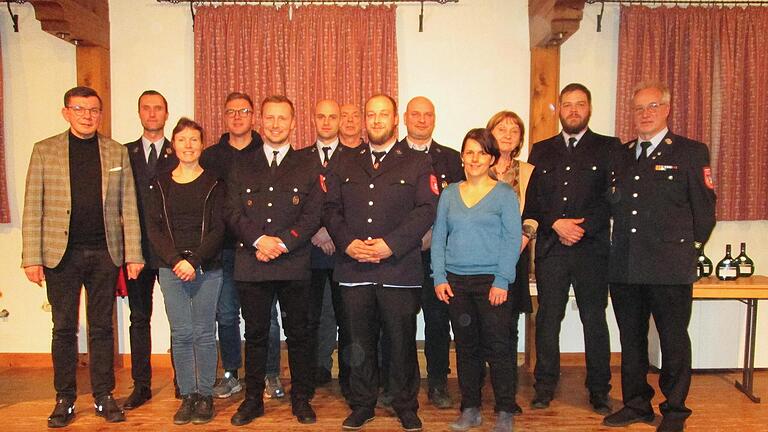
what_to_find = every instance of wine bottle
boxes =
[736,242,754,277]
[697,244,713,277]
[716,244,738,281]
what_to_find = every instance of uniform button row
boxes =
[268,203,272,207]
[632,193,638,198]
[563,181,568,186]
[562,197,568,201]
[367,218,373,223]
[369,184,374,189]
[266,218,272,223]
[631,228,637,233]
[632,210,637,215]
[369,201,374,206]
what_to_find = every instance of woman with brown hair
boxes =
[486,111,537,414]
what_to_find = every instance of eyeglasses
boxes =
[67,105,102,117]
[225,108,253,118]
[633,102,667,115]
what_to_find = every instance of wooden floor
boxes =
[1,366,767,431]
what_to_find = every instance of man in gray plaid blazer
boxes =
[21,86,144,428]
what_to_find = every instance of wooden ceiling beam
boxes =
[26,0,109,49]
[529,0,585,48]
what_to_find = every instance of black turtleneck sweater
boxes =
[68,131,106,248]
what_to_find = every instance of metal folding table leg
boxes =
[735,299,761,403]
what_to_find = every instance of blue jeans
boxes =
[267,296,281,375]
[217,249,242,371]
[160,268,223,396]
[218,249,281,375]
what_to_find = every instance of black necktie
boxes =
[372,151,386,170]
[270,150,279,174]
[638,141,652,162]
[321,146,332,167]
[147,143,158,176]
[567,137,577,153]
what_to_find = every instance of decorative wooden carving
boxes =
[26,0,109,49]
[529,0,585,48]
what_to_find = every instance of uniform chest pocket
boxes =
[652,171,687,206]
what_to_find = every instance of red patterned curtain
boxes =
[194,5,398,149]
[616,6,768,221]
[0,32,9,223]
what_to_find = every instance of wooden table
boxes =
[692,275,768,403]
[524,275,768,403]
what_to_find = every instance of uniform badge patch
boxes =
[703,167,715,189]
[292,195,300,205]
[247,199,253,207]
[430,174,439,196]
[319,174,327,193]
[441,180,448,190]
[290,229,299,238]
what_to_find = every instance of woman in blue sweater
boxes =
[432,128,522,432]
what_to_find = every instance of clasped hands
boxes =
[345,238,392,263]
[255,235,289,262]
[552,218,585,246]
[311,227,335,256]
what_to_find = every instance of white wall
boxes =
[560,3,768,367]
[0,4,76,353]
[2,0,766,368]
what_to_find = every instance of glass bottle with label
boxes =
[697,243,713,278]
[735,242,754,277]
[716,244,738,281]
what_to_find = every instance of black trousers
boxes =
[421,252,451,389]
[533,253,611,396]
[43,246,119,400]
[309,268,350,390]
[340,284,421,414]
[238,279,314,402]
[610,283,693,421]
[447,273,516,412]
[126,267,158,388]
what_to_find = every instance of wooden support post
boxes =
[529,46,561,149]
[76,45,112,137]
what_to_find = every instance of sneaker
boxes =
[173,393,198,425]
[213,371,243,399]
[342,408,375,431]
[264,374,285,399]
[47,398,75,428]
[94,394,125,423]
[398,410,423,432]
[191,395,214,425]
[492,411,514,432]
[450,407,482,431]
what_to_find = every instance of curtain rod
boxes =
[157,0,459,4]
[156,0,459,32]
[586,0,768,5]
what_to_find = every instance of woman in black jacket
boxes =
[147,117,226,425]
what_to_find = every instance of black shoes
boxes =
[94,394,125,423]
[192,395,214,425]
[510,402,524,416]
[231,397,265,426]
[657,416,686,432]
[398,410,423,432]
[530,391,553,409]
[292,399,317,424]
[123,385,152,410]
[428,385,453,409]
[47,398,75,428]
[603,406,655,427]
[173,393,198,425]
[342,407,375,430]
[589,392,613,416]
